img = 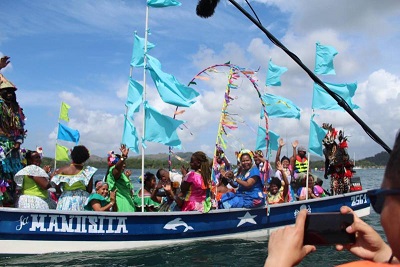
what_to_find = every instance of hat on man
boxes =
[298,146,307,152]
[0,74,17,91]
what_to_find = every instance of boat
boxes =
[0,189,370,254]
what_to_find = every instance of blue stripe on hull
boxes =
[0,191,370,244]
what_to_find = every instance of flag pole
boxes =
[228,0,391,154]
[139,4,150,213]
[54,104,63,171]
[305,151,311,200]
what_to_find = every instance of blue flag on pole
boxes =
[314,42,338,75]
[308,114,328,157]
[57,123,80,144]
[261,93,301,119]
[147,0,181,7]
[312,82,359,111]
[266,59,288,86]
[268,130,280,151]
[255,127,279,151]
[255,126,267,151]
[122,116,139,154]
[147,54,199,107]
[144,101,185,148]
[126,78,143,117]
[131,32,155,68]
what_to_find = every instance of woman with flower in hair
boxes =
[180,151,212,212]
[220,149,265,209]
[52,145,97,211]
[105,144,135,212]
[84,180,117,211]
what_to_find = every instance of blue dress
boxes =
[220,165,265,209]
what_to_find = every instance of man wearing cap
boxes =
[292,141,309,181]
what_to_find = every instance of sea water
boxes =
[0,168,385,267]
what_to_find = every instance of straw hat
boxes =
[0,74,17,91]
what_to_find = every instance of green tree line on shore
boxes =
[40,151,389,170]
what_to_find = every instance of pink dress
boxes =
[181,171,211,212]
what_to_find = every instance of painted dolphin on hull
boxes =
[163,218,194,232]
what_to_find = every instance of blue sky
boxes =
[1,0,399,161]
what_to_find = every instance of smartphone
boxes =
[303,212,355,246]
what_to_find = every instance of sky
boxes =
[0,0,399,162]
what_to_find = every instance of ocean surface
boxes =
[0,168,385,267]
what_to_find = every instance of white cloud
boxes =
[1,0,399,161]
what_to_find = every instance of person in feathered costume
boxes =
[0,56,26,206]
[322,123,354,195]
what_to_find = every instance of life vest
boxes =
[294,155,308,173]
[336,260,398,267]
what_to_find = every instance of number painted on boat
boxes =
[351,194,367,206]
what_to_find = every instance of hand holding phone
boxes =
[303,212,355,246]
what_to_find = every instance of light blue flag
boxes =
[147,0,181,7]
[261,93,301,119]
[57,123,80,144]
[266,59,288,86]
[308,114,328,157]
[255,126,267,151]
[126,78,143,117]
[122,116,139,154]
[312,82,359,111]
[268,130,280,151]
[314,42,338,75]
[147,54,200,107]
[144,101,185,148]
[255,127,279,151]
[131,32,155,68]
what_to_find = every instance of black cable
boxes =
[229,0,391,154]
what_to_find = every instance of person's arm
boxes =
[265,209,316,266]
[290,140,298,175]
[235,176,259,189]
[275,138,284,168]
[323,148,330,179]
[225,170,238,188]
[0,56,10,70]
[180,165,188,177]
[91,199,115,211]
[31,176,51,190]
[86,177,93,193]
[277,161,289,199]
[151,180,163,203]
[180,180,190,196]
[336,206,399,263]
[164,183,183,207]
[112,145,129,180]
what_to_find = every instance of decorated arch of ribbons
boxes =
[168,63,270,177]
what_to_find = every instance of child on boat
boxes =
[133,172,160,212]
[266,161,290,204]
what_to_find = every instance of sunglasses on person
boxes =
[367,189,400,214]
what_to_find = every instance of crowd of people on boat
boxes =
[0,135,342,213]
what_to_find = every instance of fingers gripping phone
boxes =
[303,212,355,245]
